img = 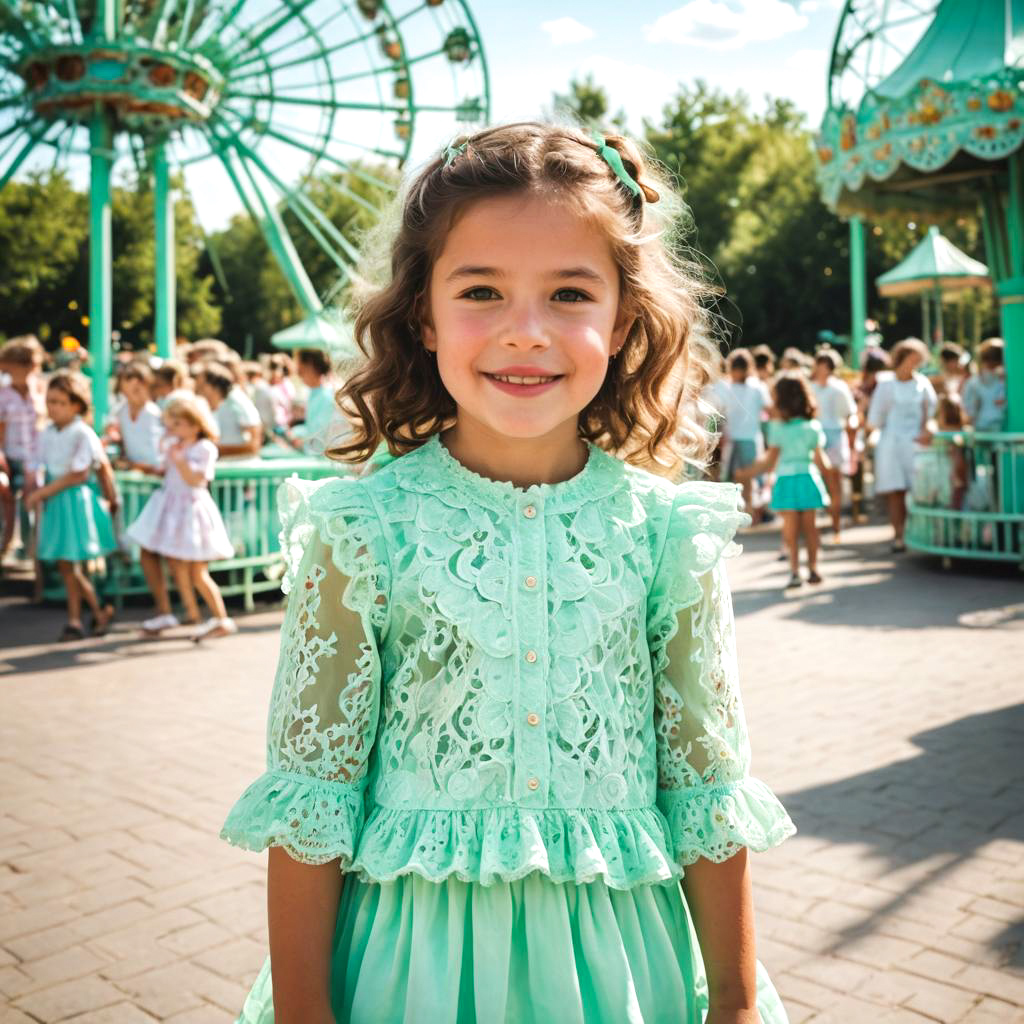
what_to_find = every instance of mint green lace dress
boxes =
[220,434,796,1024]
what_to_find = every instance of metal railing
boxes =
[43,456,342,610]
[907,432,1024,564]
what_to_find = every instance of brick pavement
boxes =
[1,518,1022,1023]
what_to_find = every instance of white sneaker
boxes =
[191,617,238,642]
[141,613,180,634]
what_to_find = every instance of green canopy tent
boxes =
[875,225,991,344]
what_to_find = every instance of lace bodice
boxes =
[221,434,795,888]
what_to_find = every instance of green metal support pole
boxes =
[849,216,867,368]
[1001,154,1024,433]
[89,110,114,428]
[153,139,175,358]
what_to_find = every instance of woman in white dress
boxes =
[868,338,937,552]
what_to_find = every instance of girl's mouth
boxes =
[483,372,564,397]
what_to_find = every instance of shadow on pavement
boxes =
[778,703,1024,966]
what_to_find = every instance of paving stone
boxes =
[2,522,1023,1021]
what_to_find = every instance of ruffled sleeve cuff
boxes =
[648,481,751,620]
[219,770,367,867]
[657,778,796,866]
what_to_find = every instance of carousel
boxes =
[816,0,1024,565]
[0,0,489,605]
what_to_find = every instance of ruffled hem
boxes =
[219,770,366,867]
[657,778,796,866]
[350,805,684,890]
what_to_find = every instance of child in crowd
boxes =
[962,338,1006,432]
[810,348,857,542]
[737,372,831,587]
[752,344,776,384]
[937,342,969,396]
[220,122,794,1024]
[196,362,262,458]
[268,353,296,428]
[25,372,116,640]
[109,362,164,473]
[0,335,45,561]
[721,348,769,517]
[125,396,236,640]
[289,348,336,453]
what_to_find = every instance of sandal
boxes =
[785,573,803,589]
[891,539,907,554]
[91,604,116,637]
[58,623,85,642]
[807,571,823,584]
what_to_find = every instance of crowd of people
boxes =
[704,336,1008,585]
[0,326,1010,626]
[0,334,337,640]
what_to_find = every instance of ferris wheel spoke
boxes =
[228,19,381,77]
[0,120,51,190]
[218,126,364,264]
[224,90,407,114]
[219,0,324,66]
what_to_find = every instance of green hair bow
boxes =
[590,129,643,200]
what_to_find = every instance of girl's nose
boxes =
[501,302,550,349]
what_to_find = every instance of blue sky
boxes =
[475,0,843,135]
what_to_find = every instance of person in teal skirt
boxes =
[220,122,796,1024]
[736,372,831,589]
[25,371,117,640]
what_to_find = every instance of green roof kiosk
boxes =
[816,0,1024,431]
[816,0,1024,565]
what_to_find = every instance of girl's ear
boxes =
[611,306,634,356]
[421,319,438,353]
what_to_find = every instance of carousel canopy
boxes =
[876,226,991,296]
[817,0,1024,215]
[271,310,357,360]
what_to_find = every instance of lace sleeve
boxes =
[648,486,794,866]
[220,479,390,866]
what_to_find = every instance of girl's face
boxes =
[122,377,150,407]
[166,414,200,443]
[424,194,630,443]
[46,388,79,427]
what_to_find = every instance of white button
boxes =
[527,777,540,790]
[525,649,537,663]
[527,713,540,726]
[523,505,536,519]
[525,576,537,589]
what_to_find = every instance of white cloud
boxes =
[644,0,809,50]
[541,17,596,45]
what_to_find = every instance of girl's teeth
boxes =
[491,374,556,385]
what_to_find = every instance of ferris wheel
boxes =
[828,0,941,111]
[0,0,489,418]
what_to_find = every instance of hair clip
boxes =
[590,129,643,200]
[442,139,467,168]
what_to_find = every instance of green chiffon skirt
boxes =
[236,873,789,1024]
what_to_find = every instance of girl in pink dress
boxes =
[125,395,236,640]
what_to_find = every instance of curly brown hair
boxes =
[331,120,720,475]
[47,370,92,415]
[772,371,817,422]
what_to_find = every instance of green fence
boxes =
[44,456,342,611]
[907,432,1024,565]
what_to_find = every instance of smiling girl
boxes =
[222,122,795,1024]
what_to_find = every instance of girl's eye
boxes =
[552,288,590,303]
[460,286,499,301]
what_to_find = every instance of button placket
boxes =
[517,495,548,803]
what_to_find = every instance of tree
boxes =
[551,74,627,131]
